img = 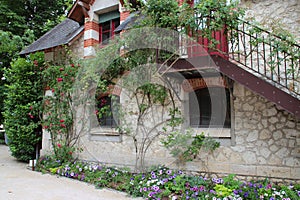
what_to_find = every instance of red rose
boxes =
[59,67,64,71]
[43,125,49,129]
[60,124,66,128]
[71,63,75,67]
[57,143,62,148]
[60,119,65,123]
[52,88,55,93]
[57,78,63,82]
[33,60,38,66]
[68,151,73,155]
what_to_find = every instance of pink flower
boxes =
[51,88,55,93]
[57,143,62,148]
[57,78,63,82]
[59,67,64,71]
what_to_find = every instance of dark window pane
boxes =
[102,21,111,31]
[189,87,231,128]
[100,18,120,45]
[113,18,120,29]
[102,32,110,45]
[96,95,120,128]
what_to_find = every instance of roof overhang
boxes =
[68,0,93,24]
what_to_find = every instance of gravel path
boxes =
[0,145,140,200]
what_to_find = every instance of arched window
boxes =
[189,87,231,128]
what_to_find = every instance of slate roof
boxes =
[114,11,142,33]
[20,18,84,55]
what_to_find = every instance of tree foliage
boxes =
[3,52,44,162]
[0,30,35,124]
[0,0,73,124]
[0,0,74,38]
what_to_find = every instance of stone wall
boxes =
[77,80,300,182]
[240,0,300,41]
[70,34,84,59]
[184,82,300,182]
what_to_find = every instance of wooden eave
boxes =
[68,0,92,24]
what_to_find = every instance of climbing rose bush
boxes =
[42,62,80,163]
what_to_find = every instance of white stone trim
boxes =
[90,127,119,136]
[84,29,99,41]
[191,127,231,138]
[89,127,121,142]
[84,46,96,57]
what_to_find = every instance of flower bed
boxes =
[37,156,300,200]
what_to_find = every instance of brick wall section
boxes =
[120,10,130,22]
[84,20,99,31]
[84,38,99,47]
[84,18,99,57]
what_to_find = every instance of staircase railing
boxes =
[228,19,300,97]
[171,16,300,97]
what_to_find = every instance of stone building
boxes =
[21,0,300,182]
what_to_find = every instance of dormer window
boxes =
[99,11,120,45]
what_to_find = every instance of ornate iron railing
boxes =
[228,19,300,97]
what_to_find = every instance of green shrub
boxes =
[3,52,44,162]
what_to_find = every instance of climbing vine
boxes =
[42,57,82,163]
